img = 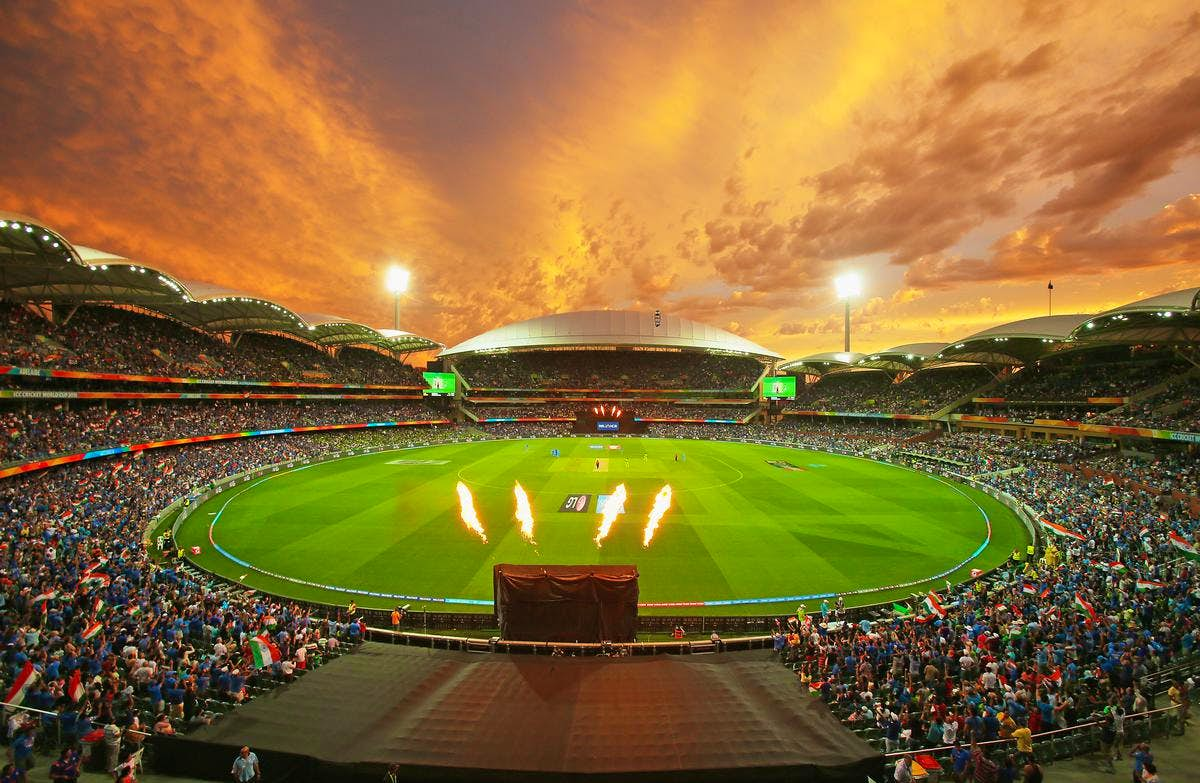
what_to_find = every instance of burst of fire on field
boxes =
[641,484,673,548]
[455,481,488,543]
[593,483,627,547]
[513,481,537,544]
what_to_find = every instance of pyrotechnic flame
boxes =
[513,481,536,544]
[455,481,488,543]
[594,483,627,547]
[641,484,673,548]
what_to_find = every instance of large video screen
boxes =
[422,371,456,396]
[761,376,797,399]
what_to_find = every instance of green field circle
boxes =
[174,437,1028,616]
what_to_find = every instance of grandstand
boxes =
[2,209,1199,782]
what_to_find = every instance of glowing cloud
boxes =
[455,481,488,543]
[513,481,537,544]
[641,484,673,548]
[593,483,628,547]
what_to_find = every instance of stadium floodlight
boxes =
[833,272,863,352]
[385,265,411,330]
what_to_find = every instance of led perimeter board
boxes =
[761,375,797,399]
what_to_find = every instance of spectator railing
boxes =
[366,627,775,656]
[882,703,1183,769]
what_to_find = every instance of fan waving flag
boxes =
[80,620,103,641]
[1074,592,1098,625]
[1022,583,1036,595]
[3,661,38,713]
[1169,533,1198,557]
[1040,519,1086,541]
[67,669,85,702]
[923,592,946,618]
[250,634,282,668]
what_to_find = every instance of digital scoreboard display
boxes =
[762,375,797,399]
[422,371,456,396]
[596,421,619,432]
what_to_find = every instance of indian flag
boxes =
[1136,579,1167,590]
[78,574,111,592]
[31,590,57,604]
[1139,527,1151,538]
[1022,583,1036,595]
[92,597,105,614]
[80,621,103,641]
[250,634,282,668]
[923,591,946,618]
[1169,533,1198,557]
[67,669,85,702]
[3,661,38,714]
[1074,592,1098,625]
[1040,519,1086,541]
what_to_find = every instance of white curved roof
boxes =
[1096,288,1200,315]
[440,310,782,359]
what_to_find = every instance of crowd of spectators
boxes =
[865,366,991,414]
[1087,452,1200,497]
[454,350,763,390]
[769,426,1199,774]
[1,400,442,463]
[994,351,1187,402]
[781,367,989,415]
[0,302,422,385]
[634,403,756,420]
[964,402,1113,422]
[1095,375,1200,433]
[480,421,574,438]
[466,402,579,419]
[0,423,488,773]
[785,372,891,411]
[2,384,1198,776]
[893,432,1111,475]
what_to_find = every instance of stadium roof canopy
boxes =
[853,342,948,372]
[933,314,1091,365]
[0,213,440,353]
[778,351,865,375]
[440,309,783,360]
[1068,288,1200,345]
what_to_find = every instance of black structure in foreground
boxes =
[154,643,882,783]
[494,563,640,642]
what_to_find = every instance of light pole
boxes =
[385,266,410,331]
[834,272,862,353]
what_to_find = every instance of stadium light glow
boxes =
[833,272,863,352]
[834,272,862,299]
[385,265,410,331]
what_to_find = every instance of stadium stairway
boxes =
[930,372,1008,419]
[1138,363,1200,419]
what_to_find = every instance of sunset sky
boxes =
[2,0,1198,358]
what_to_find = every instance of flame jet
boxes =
[455,481,488,543]
[641,484,673,548]
[513,482,536,544]
[594,484,628,547]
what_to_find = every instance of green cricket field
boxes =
[173,437,1026,615]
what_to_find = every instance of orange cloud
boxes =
[0,0,1197,362]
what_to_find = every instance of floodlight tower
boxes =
[384,266,410,331]
[834,272,862,353]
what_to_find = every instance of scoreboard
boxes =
[573,404,647,434]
